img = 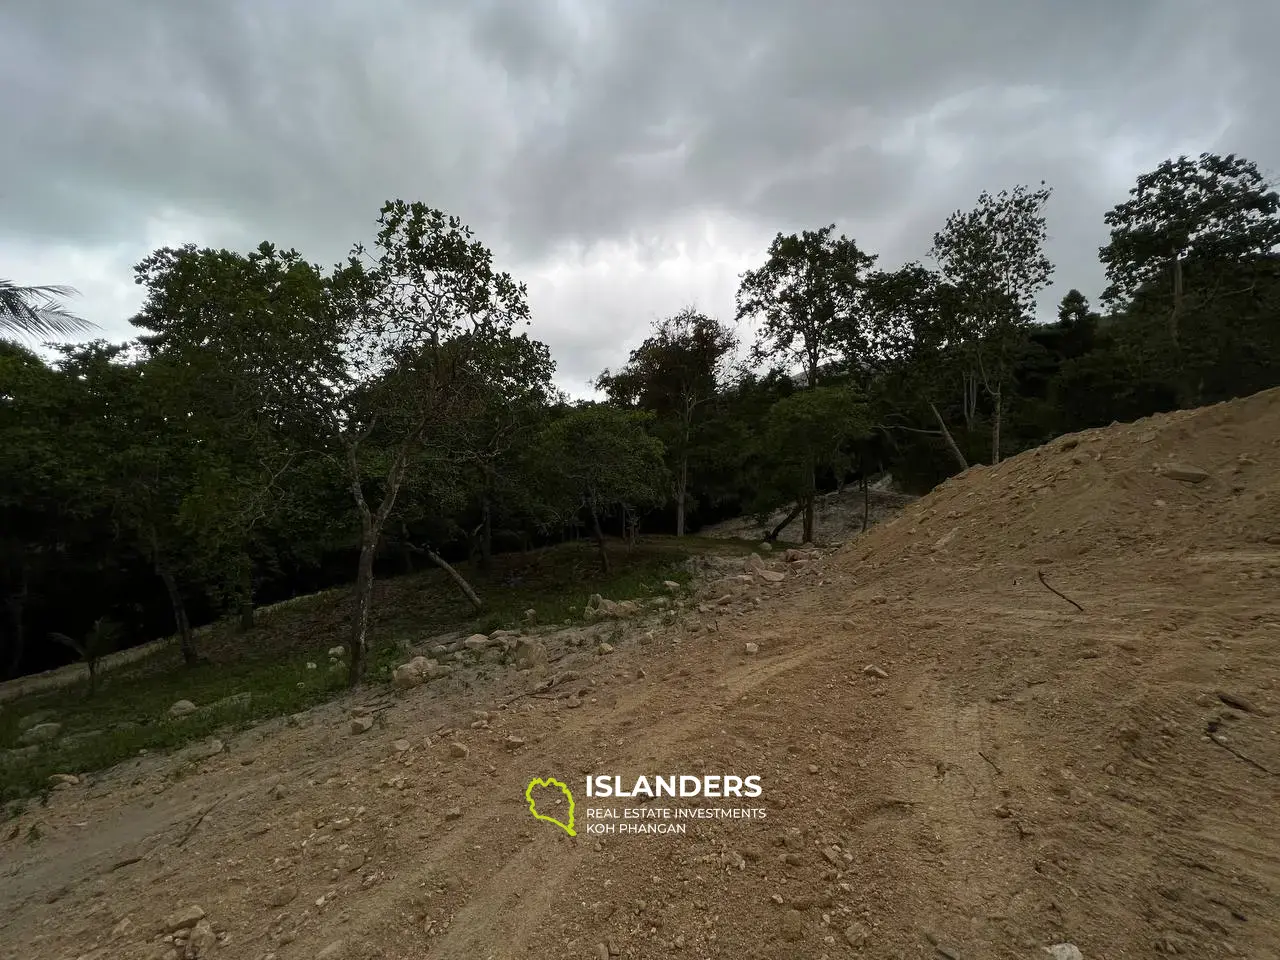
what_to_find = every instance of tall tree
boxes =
[134,201,530,685]
[1099,152,1280,343]
[596,308,736,536]
[736,225,878,388]
[760,385,871,543]
[930,183,1053,463]
[536,404,668,573]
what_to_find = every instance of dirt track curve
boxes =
[2,388,1279,960]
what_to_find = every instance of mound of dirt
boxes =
[855,387,1280,572]
[3,390,1278,960]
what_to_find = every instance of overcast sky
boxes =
[3,0,1277,396]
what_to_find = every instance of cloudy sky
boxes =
[3,0,1277,395]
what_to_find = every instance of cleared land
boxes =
[2,389,1279,959]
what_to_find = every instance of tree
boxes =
[49,616,121,696]
[862,264,972,472]
[736,226,878,388]
[596,308,736,535]
[930,183,1053,464]
[0,280,95,341]
[536,404,668,573]
[760,386,871,543]
[1099,152,1280,343]
[133,201,530,685]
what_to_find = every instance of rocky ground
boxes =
[2,388,1279,960]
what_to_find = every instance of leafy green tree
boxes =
[133,202,530,685]
[862,264,972,471]
[0,280,95,341]
[596,308,736,535]
[1099,152,1280,341]
[760,386,871,542]
[930,183,1053,463]
[736,226,878,388]
[536,404,668,573]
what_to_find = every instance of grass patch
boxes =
[0,536,729,807]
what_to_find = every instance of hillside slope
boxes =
[2,389,1278,960]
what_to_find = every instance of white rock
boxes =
[168,700,197,718]
[327,645,345,658]
[462,634,491,651]
[1045,946,1084,960]
[349,717,374,735]
[744,642,759,655]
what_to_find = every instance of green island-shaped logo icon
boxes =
[525,776,576,837]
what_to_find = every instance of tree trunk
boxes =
[1170,250,1183,344]
[348,530,377,687]
[766,501,804,542]
[4,557,29,680]
[929,402,970,471]
[87,656,98,697]
[236,556,255,632]
[990,382,1003,465]
[480,493,493,573]
[587,491,610,574]
[862,473,870,533]
[801,462,816,544]
[676,455,688,537]
[158,565,197,666]
[422,544,483,612]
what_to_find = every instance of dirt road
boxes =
[2,389,1278,960]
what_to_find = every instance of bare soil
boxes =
[3,389,1279,960]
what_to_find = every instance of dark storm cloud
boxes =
[2,0,1278,390]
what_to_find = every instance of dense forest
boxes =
[3,152,1278,684]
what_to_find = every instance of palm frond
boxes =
[0,279,97,340]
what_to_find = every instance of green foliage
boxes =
[1100,152,1280,310]
[737,225,878,386]
[760,385,871,499]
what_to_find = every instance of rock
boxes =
[306,662,317,670]
[1045,946,1083,960]
[463,634,492,651]
[17,709,56,731]
[514,638,549,672]
[1161,463,1210,484]
[186,918,217,957]
[744,642,759,655]
[616,600,640,617]
[161,905,205,934]
[328,645,345,657]
[392,656,447,689]
[745,553,768,573]
[48,773,79,787]
[111,916,135,939]
[349,716,374,735]
[445,807,463,820]
[522,608,537,622]
[181,739,224,762]
[663,580,681,591]
[504,736,526,750]
[393,739,411,753]
[758,570,786,583]
[266,884,298,908]
[597,643,615,655]
[449,742,469,759]
[18,722,61,744]
[863,664,889,679]
[315,941,347,960]
[594,944,610,960]
[1218,691,1264,714]
[759,541,772,551]
[844,922,869,947]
